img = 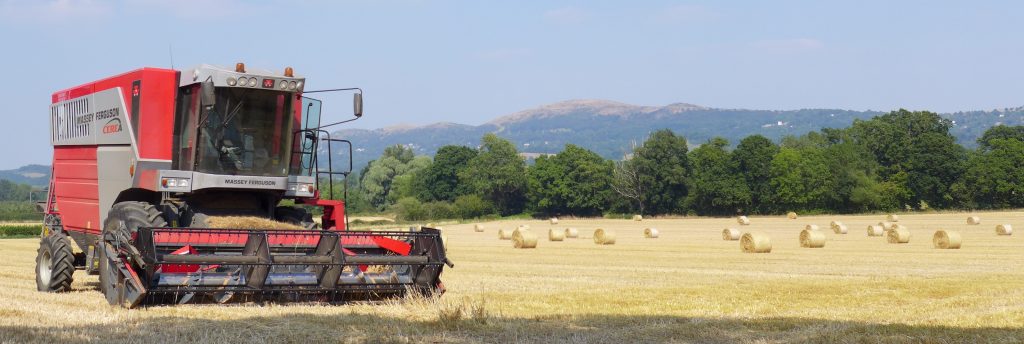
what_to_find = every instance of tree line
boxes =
[333,109,1024,220]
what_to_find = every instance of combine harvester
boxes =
[36,63,450,308]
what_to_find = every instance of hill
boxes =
[0,165,49,187]
[335,100,1024,169]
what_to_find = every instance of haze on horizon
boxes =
[0,0,1021,168]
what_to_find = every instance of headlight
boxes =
[227,77,237,86]
[247,78,257,87]
[237,77,248,86]
[288,81,297,90]
[295,81,303,90]
[280,80,288,90]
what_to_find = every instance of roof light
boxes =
[284,67,294,77]
[235,62,246,73]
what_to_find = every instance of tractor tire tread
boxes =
[36,231,75,292]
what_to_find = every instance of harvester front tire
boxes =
[99,201,167,305]
[35,231,75,292]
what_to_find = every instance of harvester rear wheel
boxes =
[99,201,168,307]
[35,231,75,292]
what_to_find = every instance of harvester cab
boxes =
[37,63,449,308]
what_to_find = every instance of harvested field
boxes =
[1,211,1023,343]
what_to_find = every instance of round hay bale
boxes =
[498,229,513,240]
[474,224,485,232]
[805,224,820,231]
[787,212,798,219]
[593,228,616,245]
[933,230,961,249]
[799,229,826,248]
[833,224,848,234]
[887,214,899,222]
[737,216,751,225]
[632,215,643,221]
[512,229,538,248]
[564,227,579,238]
[996,224,1013,236]
[967,216,981,225]
[867,225,885,237]
[550,217,559,225]
[518,224,531,231]
[643,228,659,238]
[722,228,741,241]
[829,220,843,230]
[879,221,894,230]
[887,226,911,244]
[548,228,565,241]
[741,232,772,253]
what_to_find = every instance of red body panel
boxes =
[50,68,179,235]
[52,146,99,234]
[51,68,178,161]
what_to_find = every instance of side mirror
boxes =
[200,80,216,107]
[353,93,363,117]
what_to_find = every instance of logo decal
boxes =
[102,118,123,134]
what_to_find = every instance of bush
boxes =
[0,225,40,238]
[453,195,496,219]
[0,202,40,222]
[393,197,427,222]
[423,201,458,221]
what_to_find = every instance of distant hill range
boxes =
[5,100,1024,182]
[0,165,49,187]
[334,99,1024,169]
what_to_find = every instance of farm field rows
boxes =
[1,211,1023,343]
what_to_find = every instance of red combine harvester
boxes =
[36,63,449,308]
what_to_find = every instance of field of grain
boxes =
[1,211,1023,343]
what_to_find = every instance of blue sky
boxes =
[1,0,1021,168]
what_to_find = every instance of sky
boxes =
[1,0,1022,168]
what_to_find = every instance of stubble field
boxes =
[1,211,1023,343]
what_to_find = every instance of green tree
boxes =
[527,144,614,216]
[977,125,1024,151]
[414,145,477,202]
[685,138,750,215]
[629,130,690,215]
[361,145,431,210]
[847,109,965,208]
[461,134,528,216]
[954,138,1024,208]
[382,145,415,164]
[904,132,966,208]
[768,147,831,211]
[732,135,780,213]
[821,142,892,212]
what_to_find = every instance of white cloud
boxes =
[658,4,717,23]
[544,6,587,25]
[0,0,111,22]
[124,0,263,20]
[751,38,824,52]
